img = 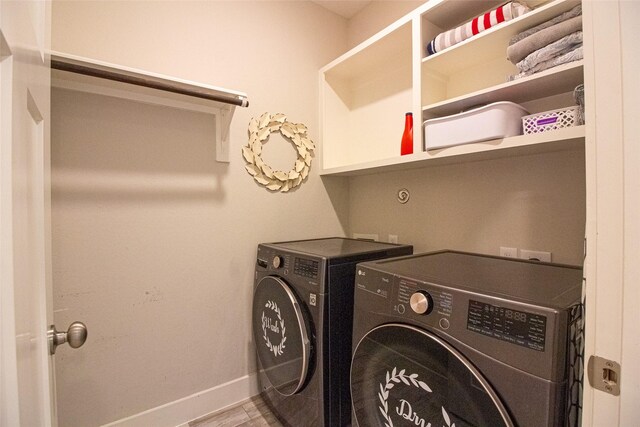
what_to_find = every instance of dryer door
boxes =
[351,323,513,427]
[252,276,312,396]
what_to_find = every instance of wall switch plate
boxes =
[520,249,552,262]
[388,234,398,244]
[353,233,379,241]
[500,247,518,258]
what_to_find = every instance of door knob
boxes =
[48,321,88,355]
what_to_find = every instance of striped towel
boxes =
[426,2,530,56]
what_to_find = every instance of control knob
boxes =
[410,291,433,315]
[272,255,284,269]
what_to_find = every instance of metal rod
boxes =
[51,57,249,108]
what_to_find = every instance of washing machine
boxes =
[350,250,584,427]
[252,237,413,426]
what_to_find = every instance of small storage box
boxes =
[522,106,578,134]
[424,101,529,151]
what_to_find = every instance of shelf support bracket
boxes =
[215,105,236,163]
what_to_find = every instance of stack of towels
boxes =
[507,5,583,80]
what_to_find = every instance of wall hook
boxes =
[397,188,410,204]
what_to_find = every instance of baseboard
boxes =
[101,373,259,427]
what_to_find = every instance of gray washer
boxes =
[350,250,583,427]
[253,238,413,426]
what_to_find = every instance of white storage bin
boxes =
[424,101,528,151]
[522,106,578,134]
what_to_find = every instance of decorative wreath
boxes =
[378,367,456,427]
[262,300,286,357]
[243,113,315,192]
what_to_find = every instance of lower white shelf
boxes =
[320,125,585,176]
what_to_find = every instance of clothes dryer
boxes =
[351,250,583,427]
[253,238,412,426]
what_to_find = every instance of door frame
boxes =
[0,0,55,425]
[582,0,639,424]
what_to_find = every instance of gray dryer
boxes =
[350,250,583,427]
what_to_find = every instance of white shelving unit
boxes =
[50,51,249,163]
[319,0,584,175]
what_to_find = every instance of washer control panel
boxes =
[256,245,324,290]
[294,257,318,279]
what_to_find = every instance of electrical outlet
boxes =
[520,249,552,262]
[353,233,378,241]
[388,234,398,244]
[500,247,518,258]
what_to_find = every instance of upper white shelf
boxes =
[421,0,581,76]
[321,19,412,82]
[50,51,249,162]
[51,51,248,107]
[420,0,504,32]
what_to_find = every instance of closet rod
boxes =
[51,53,249,108]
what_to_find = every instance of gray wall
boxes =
[51,1,348,425]
[348,150,586,264]
[347,0,425,47]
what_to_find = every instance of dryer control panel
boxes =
[397,279,453,319]
[467,299,547,351]
[355,268,455,331]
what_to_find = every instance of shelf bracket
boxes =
[215,105,236,163]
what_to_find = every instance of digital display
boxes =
[504,309,527,322]
[467,300,547,351]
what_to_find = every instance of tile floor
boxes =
[188,396,283,427]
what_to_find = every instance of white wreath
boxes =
[262,300,287,357]
[378,367,456,427]
[243,112,315,192]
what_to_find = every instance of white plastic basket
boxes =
[424,101,528,150]
[522,106,578,134]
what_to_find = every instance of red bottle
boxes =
[401,112,413,155]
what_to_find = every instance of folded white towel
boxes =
[509,45,584,80]
[509,5,582,45]
[516,31,583,73]
[507,16,582,64]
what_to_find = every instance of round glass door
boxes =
[351,324,513,427]
[252,276,311,396]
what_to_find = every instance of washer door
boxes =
[252,276,312,396]
[351,324,513,427]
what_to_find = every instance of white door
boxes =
[0,1,55,425]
